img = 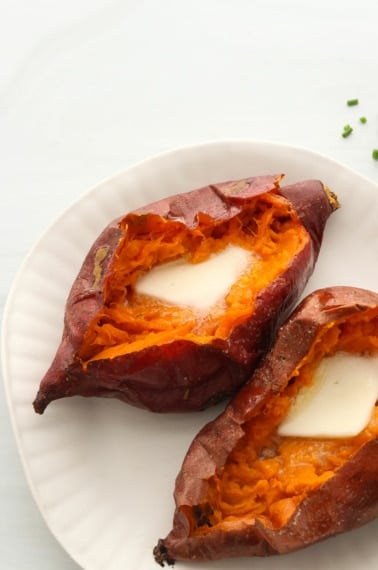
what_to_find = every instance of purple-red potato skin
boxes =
[33,176,338,414]
[154,287,378,564]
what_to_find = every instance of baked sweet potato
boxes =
[33,175,338,414]
[154,286,378,565]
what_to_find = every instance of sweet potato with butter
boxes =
[33,175,338,414]
[154,286,378,565]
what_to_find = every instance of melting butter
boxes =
[134,244,252,311]
[278,352,378,438]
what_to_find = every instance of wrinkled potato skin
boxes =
[155,287,378,563]
[32,220,123,413]
[33,177,336,414]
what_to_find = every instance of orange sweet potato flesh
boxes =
[33,175,338,414]
[154,286,378,564]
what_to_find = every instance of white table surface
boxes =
[1,1,378,568]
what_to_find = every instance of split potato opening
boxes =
[191,307,378,533]
[79,192,308,363]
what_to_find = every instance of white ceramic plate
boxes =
[2,140,378,570]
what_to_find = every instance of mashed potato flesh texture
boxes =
[78,192,308,362]
[195,310,378,532]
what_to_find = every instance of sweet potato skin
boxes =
[33,176,337,414]
[154,287,378,564]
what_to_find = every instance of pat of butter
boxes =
[134,244,252,311]
[278,352,378,438]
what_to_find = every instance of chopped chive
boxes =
[359,116,367,124]
[347,98,359,106]
[372,149,378,160]
[342,124,353,138]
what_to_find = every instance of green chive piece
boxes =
[359,116,367,124]
[347,98,359,106]
[342,125,353,138]
[372,149,378,160]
